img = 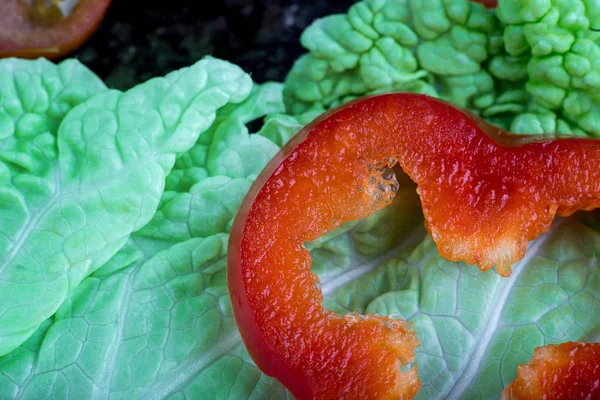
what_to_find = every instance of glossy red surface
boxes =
[228,93,600,399]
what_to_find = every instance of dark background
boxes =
[76,0,355,90]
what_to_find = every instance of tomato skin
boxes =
[470,0,497,8]
[228,93,600,399]
[0,0,111,60]
[502,342,600,400]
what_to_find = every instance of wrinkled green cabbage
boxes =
[0,57,252,355]
[284,0,600,137]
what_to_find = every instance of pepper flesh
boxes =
[0,0,110,59]
[228,93,600,399]
[502,342,600,400]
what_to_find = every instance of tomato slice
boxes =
[228,93,600,399]
[0,0,111,59]
[502,342,600,400]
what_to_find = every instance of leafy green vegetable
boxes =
[4,173,598,399]
[283,0,600,136]
[0,58,107,355]
[0,78,291,400]
[497,0,600,136]
[0,57,252,356]
[283,0,500,122]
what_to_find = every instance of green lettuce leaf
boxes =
[284,0,600,136]
[0,57,252,355]
[3,61,599,400]
[495,0,600,136]
[0,79,293,400]
[283,0,501,122]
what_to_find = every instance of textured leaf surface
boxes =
[284,0,600,136]
[0,57,252,355]
[0,79,294,399]
[497,0,600,136]
[283,0,504,122]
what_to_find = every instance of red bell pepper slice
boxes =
[502,342,600,400]
[228,93,600,399]
[0,0,111,60]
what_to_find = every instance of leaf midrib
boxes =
[443,220,564,400]
[0,167,62,279]
[93,268,137,400]
[322,226,427,296]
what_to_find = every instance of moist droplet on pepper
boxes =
[228,93,600,399]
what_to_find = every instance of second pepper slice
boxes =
[228,93,600,399]
[502,342,600,400]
